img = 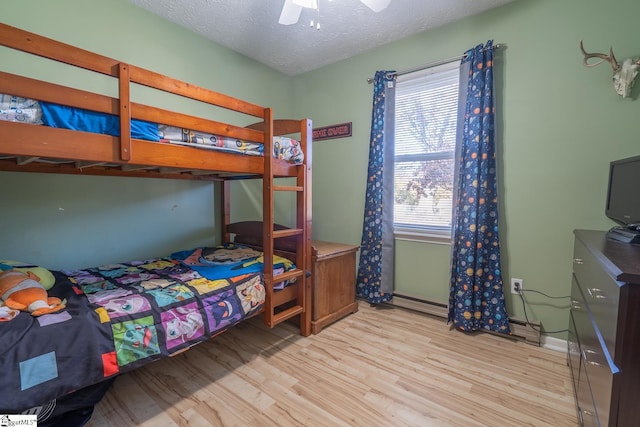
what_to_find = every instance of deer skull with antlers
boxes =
[580,40,640,98]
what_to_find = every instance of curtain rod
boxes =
[366,43,503,84]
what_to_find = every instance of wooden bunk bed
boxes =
[0,23,312,419]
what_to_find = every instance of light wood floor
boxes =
[88,302,577,427]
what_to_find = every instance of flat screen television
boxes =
[606,155,640,227]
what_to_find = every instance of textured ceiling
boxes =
[128,0,516,76]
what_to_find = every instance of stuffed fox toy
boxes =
[0,270,65,316]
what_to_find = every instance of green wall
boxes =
[291,0,640,335]
[0,0,293,269]
[3,0,640,337]
[0,1,293,114]
[0,172,216,270]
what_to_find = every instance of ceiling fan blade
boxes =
[279,0,303,25]
[359,0,391,13]
[292,0,318,8]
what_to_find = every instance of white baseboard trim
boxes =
[541,336,567,353]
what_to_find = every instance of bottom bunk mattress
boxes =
[0,244,292,414]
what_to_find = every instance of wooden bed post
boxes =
[118,63,132,161]
[262,108,275,328]
[221,180,231,244]
[300,118,313,336]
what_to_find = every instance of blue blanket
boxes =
[40,102,159,142]
[171,244,295,280]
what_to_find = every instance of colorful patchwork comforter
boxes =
[0,245,289,413]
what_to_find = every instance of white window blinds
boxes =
[394,61,459,236]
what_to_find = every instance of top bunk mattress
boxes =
[0,94,304,164]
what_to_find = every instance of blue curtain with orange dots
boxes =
[448,41,510,333]
[356,70,396,304]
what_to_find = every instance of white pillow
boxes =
[0,94,43,125]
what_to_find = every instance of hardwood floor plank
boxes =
[88,302,577,426]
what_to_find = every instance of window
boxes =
[393,61,459,242]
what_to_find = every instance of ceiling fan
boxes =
[278,0,392,26]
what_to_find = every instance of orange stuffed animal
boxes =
[0,270,65,316]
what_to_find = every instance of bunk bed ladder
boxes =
[269,179,306,325]
[262,115,312,336]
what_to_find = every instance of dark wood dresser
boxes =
[569,230,640,426]
[311,241,359,334]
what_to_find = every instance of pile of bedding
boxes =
[0,95,304,163]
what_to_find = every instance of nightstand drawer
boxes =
[573,239,620,358]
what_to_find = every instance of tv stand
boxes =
[606,226,640,244]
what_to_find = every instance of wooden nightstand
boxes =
[311,240,359,334]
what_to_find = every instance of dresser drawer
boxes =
[573,239,620,358]
[576,360,599,427]
[583,347,614,427]
[571,277,616,427]
[567,311,581,398]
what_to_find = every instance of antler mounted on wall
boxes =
[580,40,640,98]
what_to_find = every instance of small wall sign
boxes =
[313,122,352,141]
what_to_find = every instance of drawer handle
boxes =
[587,287,607,299]
[570,300,582,310]
[582,349,602,367]
[574,258,584,265]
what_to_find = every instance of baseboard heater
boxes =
[389,292,541,346]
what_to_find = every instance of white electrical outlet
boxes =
[510,278,523,294]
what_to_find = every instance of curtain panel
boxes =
[448,41,510,333]
[356,70,396,304]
